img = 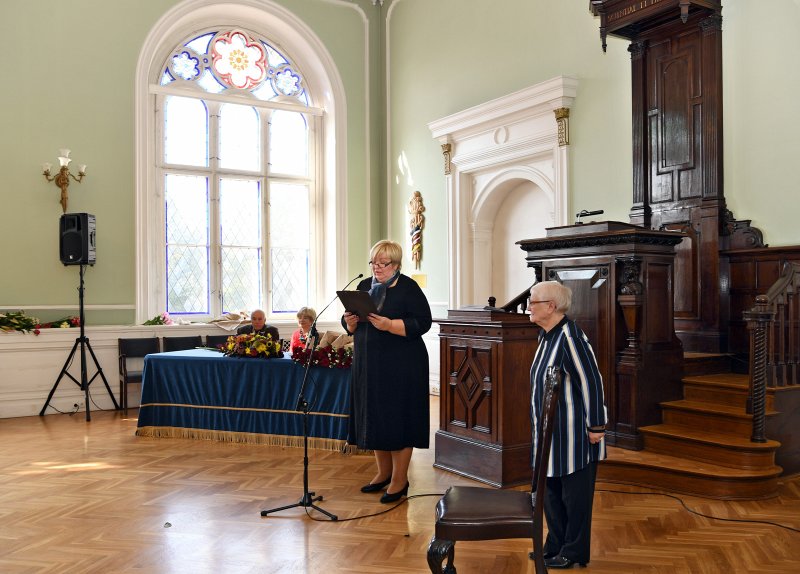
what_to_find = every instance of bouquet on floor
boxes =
[291,331,354,369]
[222,333,283,359]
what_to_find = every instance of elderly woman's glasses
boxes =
[529,300,552,306]
[368,260,393,269]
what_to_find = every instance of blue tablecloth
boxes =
[135,349,352,451]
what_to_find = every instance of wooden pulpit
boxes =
[435,308,539,487]
[518,221,684,449]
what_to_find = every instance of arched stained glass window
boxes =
[156,28,316,319]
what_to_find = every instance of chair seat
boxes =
[435,486,534,541]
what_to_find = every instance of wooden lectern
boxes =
[518,221,685,449]
[435,308,539,487]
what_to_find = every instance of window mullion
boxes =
[208,102,222,317]
[262,108,272,317]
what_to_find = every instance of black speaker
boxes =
[59,213,96,265]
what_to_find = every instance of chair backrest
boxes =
[161,335,203,352]
[118,337,160,380]
[205,334,231,348]
[530,365,562,571]
[118,337,160,358]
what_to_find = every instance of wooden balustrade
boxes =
[744,262,800,442]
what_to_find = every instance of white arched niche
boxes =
[429,76,577,309]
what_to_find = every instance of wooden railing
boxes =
[744,262,800,442]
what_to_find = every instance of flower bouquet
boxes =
[39,316,81,329]
[291,344,353,369]
[143,312,173,326]
[0,311,40,334]
[222,333,283,359]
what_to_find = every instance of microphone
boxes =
[305,273,364,349]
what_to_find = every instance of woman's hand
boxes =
[588,431,605,444]
[343,312,359,334]
[367,313,391,331]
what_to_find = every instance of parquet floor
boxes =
[0,398,798,573]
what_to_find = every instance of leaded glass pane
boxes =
[197,69,226,94]
[270,111,308,176]
[270,183,309,312]
[219,104,260,171]
[165,174,208,244]
[221,247,261,313]
[164,96,208,166]
[251,81,278,101]
[166,174,209,314]
[186,33,214,55]
[220,178,260,246]
[160,70,174,86]
[264,43,288,67]
[273,66,302,97]
[171,50,201,81]
[167,245,209,314]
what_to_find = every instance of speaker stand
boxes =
[40,264,119,421]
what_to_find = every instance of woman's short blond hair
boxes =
[369,239,402,270]
[296,307,317,322]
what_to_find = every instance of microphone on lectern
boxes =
[305,273,364,349]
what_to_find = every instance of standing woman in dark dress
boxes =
[343,240,432,503]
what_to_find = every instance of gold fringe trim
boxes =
[135,425,360,453]
[140,402,347,418]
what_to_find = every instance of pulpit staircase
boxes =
[599,263,800,500]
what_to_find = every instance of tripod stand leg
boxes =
[40,339,80,416]
[85,338,120,410]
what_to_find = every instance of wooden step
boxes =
[599,446,782,500]
[660,400,777,435]
[683,352,733,376]
[681,373,776,410]
[639,423,780,470]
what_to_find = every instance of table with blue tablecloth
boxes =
[135,349,353,451]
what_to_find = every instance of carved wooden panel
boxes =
[445,341,494,441]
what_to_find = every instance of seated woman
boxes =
[290,307,318,351]
[236,309,280,342]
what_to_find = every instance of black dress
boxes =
[345,274,432,451]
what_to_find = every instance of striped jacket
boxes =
[530,315,607,478]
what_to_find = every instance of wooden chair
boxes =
[205,334,231,349]
[118,337,160,412]
[161,335,203,352]
[427,366,562,574]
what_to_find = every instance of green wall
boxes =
[2,0,798,325]
[386,0,800,314]
[0,0,376,325]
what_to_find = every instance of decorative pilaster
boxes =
[441,143,452,175]
[554,107,570,146]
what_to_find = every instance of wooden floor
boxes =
[1,398,799,573]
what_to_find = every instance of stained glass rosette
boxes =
[211,30,267,90]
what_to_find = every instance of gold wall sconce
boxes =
[42,149,87,213]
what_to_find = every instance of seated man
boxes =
[236,309,280,342]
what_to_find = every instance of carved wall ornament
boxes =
[618,257,643,295]
[408,191,426,269]
[441,143,452,175]
[554,107,570,146]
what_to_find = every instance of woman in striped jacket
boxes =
[528,281,607,569]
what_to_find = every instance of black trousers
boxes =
[543,461,598,564]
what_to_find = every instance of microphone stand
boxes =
[260,273,363,520]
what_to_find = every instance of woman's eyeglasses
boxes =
[368,261,393,269]
[529,300,552,306]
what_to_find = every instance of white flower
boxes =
[211,31,266,89]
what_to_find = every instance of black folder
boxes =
[337,290,378,321]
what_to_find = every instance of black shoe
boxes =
[379,482,409,503]
[360,477,392,493]
[544,555,587,569]
[528,550,558,561]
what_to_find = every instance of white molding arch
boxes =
[134,0,348,322]
[429,76,577,308]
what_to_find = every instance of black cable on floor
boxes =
[596,484,800,533]
[300,492,445,523]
